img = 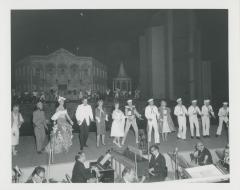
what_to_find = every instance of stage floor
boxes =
[12,125,228,182]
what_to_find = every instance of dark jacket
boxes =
[149,153,167,182]
[71,160,92,183]
[197,147,213,166]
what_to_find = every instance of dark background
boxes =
[11,9,229,103]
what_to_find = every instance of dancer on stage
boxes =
[11,104,24,155]
[47,96,73,153]
[95,99,108,147]
[75,97,94,150]
[111,101,125,147]
[174,98,188,140]
[145,99,160,144]
[122,99,142,145]
[188,100,201,139]
[32,101,48,153]
[158,100,176,142]
[216,102,229,137]
[201,99,215,137]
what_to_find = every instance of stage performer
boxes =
[95,99,108,147]
[46,96,73,153]
[122,99,142,145]
[174,98,188,140]
[158,100,176,142]
[72,152,100,183]
[75,97,94,150]
[188,100,201,139]
[111,101,125,147]
[11,104,24,155]
[145,99,160,144]
[201,99,215,137]
[149,145,167,182]
[216,102,229,137]
[32,101,48,153]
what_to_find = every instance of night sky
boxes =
[11,9,228,102]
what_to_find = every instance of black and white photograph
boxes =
[0,0,240,188]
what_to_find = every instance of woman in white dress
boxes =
[111,102,125,147]
[11,104,24,155]
[158,100,176,142]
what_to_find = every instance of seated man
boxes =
[71,152,100,183]
[191,142,213,166]
[148,145,167,182]
[26,166,46,183]
[217,145,229,172]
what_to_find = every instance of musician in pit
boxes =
[122,99,142,145]
[26,166,46,183]
[191,142,213,166]
[148,145,168,182]
[71,152,100,183]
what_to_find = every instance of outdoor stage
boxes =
[12,125,228,182]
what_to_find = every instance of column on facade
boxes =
[189,10,195,100]
[167,10,174,100]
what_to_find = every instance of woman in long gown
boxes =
[95,99,108,147]
[46,96,74,154]
[110,102,125,147]
[158,100,176,142]
[11,104,24,155]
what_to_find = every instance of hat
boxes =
[192,100,197,103]
[204,99,210,104]
[223,102,228,105]
[127,99,132,103]
[176,98,182,103]
[58,96,66,102]
[147,98,154,103]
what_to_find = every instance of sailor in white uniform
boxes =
[145,99,160,144]
[122,99,142,145]
[188,100,201,139]
[201,99,215,137]
[174,98,188,140]
[216,102,229,137]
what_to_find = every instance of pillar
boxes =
[167,10,174,100]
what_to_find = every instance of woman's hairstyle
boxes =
[31,166,45,177]
[12,104,19,110]
[55,100,66,109]
[97,99,103,105]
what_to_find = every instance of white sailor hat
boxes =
[176,98,182,103]
[147,98,154,103]
[127,99,132,103]
[192,100,197,103]
[204,99,210,103]
[58,96,66,102]
[223,102,228,105]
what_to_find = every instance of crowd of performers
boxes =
[11,96,229,154]
[11,96,229,183]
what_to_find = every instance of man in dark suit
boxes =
[71,152,100,183]
[148,145,167,182]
